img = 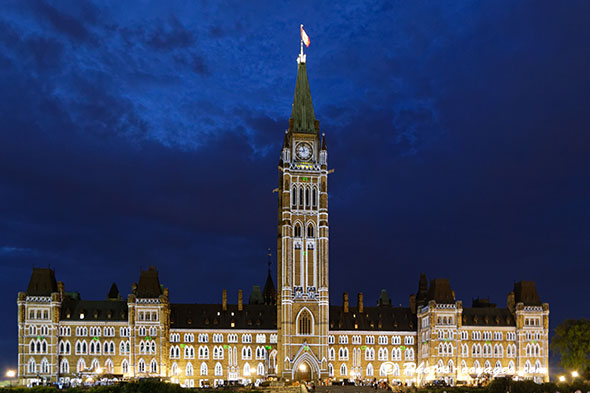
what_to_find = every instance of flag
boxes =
[300,25,310,47]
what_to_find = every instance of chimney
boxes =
[238,289,243,311]
[507,291,515,313]
[222,289,227,311]
[57,281,65,299]
[343,292,349,313]
[409,294,416,314]
[358,292,364,313]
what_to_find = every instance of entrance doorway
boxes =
[294,362,313,381]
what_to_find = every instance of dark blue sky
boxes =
[1,0,589,372]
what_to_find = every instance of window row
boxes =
[169,361,265,378]
[137,310,158,321]
[27,308,50,320]
[291,185,318,211]
[137,326,158,337]
[467,343,517,358]
[25,325,50,337]
[68,340,129,355]
[73,326,130,337]
[333,335,413,345]
[328,347,414,361]
[138,340,157,354]
[327,363,402,378]
[524,317,541,327]
[169,333,276,344]
[29,339,48,354]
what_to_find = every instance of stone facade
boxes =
[16,53,549,387]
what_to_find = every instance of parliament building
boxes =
[16,51,550,387]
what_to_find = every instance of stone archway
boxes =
[291,352,320,382]
[294,361,313,381]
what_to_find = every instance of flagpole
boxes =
[301,38,304,58]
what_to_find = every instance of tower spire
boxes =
[289,54,317,134]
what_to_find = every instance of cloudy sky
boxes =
[1,0,589,371]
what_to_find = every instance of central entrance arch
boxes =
[294,361,313,381]
[291,352,320,382]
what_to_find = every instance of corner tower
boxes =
[276,51,329,381]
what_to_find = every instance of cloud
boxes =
[30,1,92,42]
[146,17,195,50]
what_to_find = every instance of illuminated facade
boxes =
[16,53,549,387]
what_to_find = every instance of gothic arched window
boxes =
[307,224,314,238]
[297,309,313,335]
[299,188,304,209]
[294,223,301,238]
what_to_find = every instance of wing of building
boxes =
[16,52,550,388]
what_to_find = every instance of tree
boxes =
[551,319,590,379]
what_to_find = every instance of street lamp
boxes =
[6,370,16,388]
[559,375,566,382]
[571,371,579,378]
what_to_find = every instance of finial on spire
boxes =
[298,25,310,64]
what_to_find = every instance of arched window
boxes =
[328,347,335,360]
[215,362,223,376]
[28,358,36,374]
[292,187,297,209]
[305,188,310,208]
[312,187,317,208]
[243,362,251,376]
[257,362,264,376]
[200,362,208,376]
[299,188,304,209]
[105,359,113,373]
[171,362,178,376]
[297,309,313,335]
[473,360,480,374]
[494,360,502,373]
[186,362,193,376]
[328,363,334,377]
[294,223,301,238]
[524,360,531,373]
[366,363,374,377]
[307,224,314,238]
[340,363,347,376]
[508,360,515,373]
[121,359,129,374]
[60,358,69,374]
[41,358,49,374]
[461,360,468,374]
[150,359,158,373]
[77,358,86,373]
[138,359,145,373]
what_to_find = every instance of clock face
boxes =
[296,143,313,160]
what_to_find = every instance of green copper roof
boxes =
[290,62,316,133]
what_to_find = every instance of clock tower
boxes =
[276,50,329,381]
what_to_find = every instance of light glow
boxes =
[572,371,579,378]
[559,375,566,382]
[5,370,16,378]
[299,363,307,372]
